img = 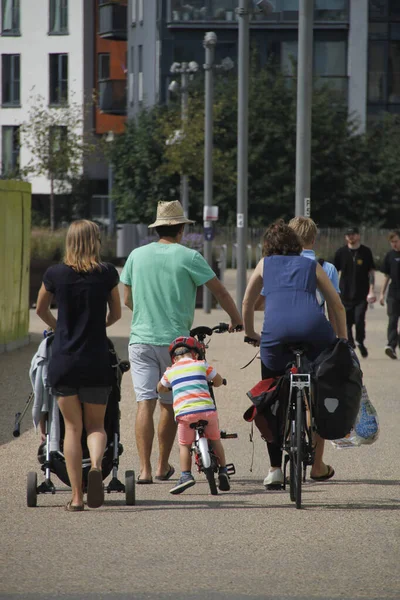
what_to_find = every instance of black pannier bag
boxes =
[312,338,363,440]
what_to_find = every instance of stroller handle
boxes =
[13,413,21,438]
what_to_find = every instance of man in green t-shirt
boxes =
[121,200,242,484]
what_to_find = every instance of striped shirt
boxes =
[160,358,217,418]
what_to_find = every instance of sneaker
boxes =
[218,470,230,492]
[263,468,284,490]
[357,343,368,358]
[385,345,397,360]
[169,473,195,495]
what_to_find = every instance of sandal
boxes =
[65,501,84,512]
[310,465,335,482]
[87,468,104,508]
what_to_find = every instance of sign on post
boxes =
[304,197,311,217]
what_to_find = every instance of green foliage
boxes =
[109,107,180,223]
[30,228,116,261]
[111,65,400,228]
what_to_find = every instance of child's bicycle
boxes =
[189,323,238,495]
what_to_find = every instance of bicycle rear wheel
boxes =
[295,390,304,508]
[289,390,304,508]
[205,466,218,495]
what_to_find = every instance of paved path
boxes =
[0,271,399,600]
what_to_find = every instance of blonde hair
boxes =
[64,220,102,272]
[388,230,400,241]
[288,216,318,247]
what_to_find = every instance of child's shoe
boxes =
[218,467,230,491]
[169,473,195,495]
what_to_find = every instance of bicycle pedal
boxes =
[220,430,238,439]
[225,463,236,475]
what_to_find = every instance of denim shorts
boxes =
[52,386,111,405]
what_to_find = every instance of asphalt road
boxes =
[0,271,399,600]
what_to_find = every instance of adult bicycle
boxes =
[244,337,315,509]
[189,323,238,495]
[282,344,315,509]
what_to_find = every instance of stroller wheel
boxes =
[27,472,38,507]
[125,470,136,506]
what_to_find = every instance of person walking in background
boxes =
[120,200,242,485]
[36,220,121,511]
[379,230,400,359]
[157,336,230,495]
[334,227,376,358]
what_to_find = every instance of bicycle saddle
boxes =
[189,419,209,429]
[190,326,213,338]
[284,342,312,355]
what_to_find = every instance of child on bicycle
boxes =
[157,336,230,495]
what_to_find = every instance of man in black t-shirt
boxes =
[379,230,400,359]
[334,227,376,358]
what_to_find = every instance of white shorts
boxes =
[128,344,173,404]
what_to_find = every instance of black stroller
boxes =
[14,335,136,507]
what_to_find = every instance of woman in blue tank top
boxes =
[242,220,347,488]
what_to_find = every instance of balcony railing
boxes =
[168,1,349,24]
[98,2,127,40]
[99,79,127,115]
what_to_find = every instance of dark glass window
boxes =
[1,54,20,105]
[1,125,19,174]
[388,41,400,103]
[369,0,388,19]
[98,53,110,80]
[1,0,20,35]
[368,42,386,102]
[49,0,68,34]
[49,53,68,105]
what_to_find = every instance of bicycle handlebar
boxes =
[244,335,260,347]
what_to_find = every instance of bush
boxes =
[30,228,116,261]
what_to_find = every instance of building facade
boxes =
[127,0,400,130]
[0,0,127,196]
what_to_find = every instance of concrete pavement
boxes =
[0,270,399,599]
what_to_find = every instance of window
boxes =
[49,0,68,34]
[1,0,20,35]
[49,53,68,105]
[98,53,110,80]
[314,0,348,22]
[49,125,67,153]
[129,45,134,105]
[388,41,400,102]
[368,42,386,102]
[138,0,143,22]
[131,0,136,23]
[138,44,143,102]
[1,125,19,175]
[369,0,388,19]
[1,54,20,105]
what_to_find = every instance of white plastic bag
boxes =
[331,385,379,449]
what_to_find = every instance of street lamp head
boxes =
[204,31,217,48]
[220,56,234,71]
[168,80,180,94]
[254,0,274,14]
[170,62,181,74]
[105,130,115,143]
[188,61,199,73]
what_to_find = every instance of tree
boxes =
[110,106,180,223]
[20,94,94,230]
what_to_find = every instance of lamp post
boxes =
[203,31,217,314]
[236,0,274,311]
[169,61,200,218]
[105,130,115,235]
[295,0,314,217]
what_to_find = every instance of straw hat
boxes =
[148,201,195,228]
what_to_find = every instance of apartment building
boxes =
[127,0,400,130]
[0,0,127,196]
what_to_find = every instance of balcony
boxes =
[99,79,127,115]
[168,1,349,24]
[98,2,127,40]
